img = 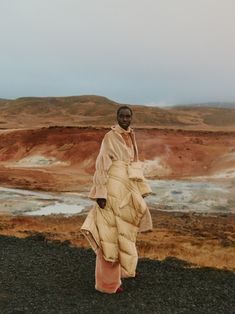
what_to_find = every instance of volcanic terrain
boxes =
[0,95,235,270]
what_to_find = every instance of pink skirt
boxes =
[95,249,121,294]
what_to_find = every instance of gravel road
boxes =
[0,234,234,314]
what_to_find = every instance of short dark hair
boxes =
[117,105,133,116]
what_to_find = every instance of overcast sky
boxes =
[0,0,235,105]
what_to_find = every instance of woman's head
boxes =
[117,106,133,130]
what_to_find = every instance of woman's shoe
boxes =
[116,286,124,293]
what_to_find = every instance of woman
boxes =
[81,106,152,293]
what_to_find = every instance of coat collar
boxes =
[111,124,133,134]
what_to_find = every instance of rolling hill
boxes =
[0,95,235,131]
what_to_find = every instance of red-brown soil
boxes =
[0,126,234,192]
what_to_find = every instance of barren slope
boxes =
[0,95,235,131]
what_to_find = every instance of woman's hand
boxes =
[96,198,106,209]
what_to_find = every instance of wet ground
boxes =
[0,177,233,216]
[0,187,92,216]
[149,179,232,213]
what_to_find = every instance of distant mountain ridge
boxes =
[174,102,235,109]
[0,95,234,131]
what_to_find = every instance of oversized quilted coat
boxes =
[81,124,152,277]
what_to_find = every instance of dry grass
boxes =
[0,211,234,270]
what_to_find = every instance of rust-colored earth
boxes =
[0,96,235,270]
[0,126,234,191]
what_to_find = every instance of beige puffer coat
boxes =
[81,125,152,277]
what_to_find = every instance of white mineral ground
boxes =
[0,174,233,216]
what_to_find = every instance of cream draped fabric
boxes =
[81,125,152,277]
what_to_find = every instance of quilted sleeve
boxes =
[88,134,113,200]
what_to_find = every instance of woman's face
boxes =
[117,108,132,130]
